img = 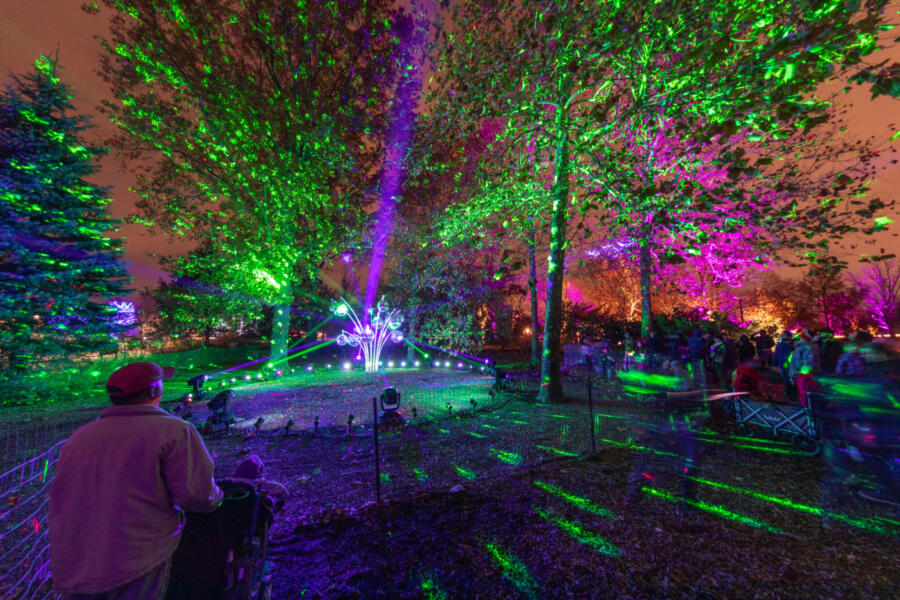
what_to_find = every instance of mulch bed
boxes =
[203,382,900,600]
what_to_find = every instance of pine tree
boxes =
[0,56,131,370]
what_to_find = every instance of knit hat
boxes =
[796,329,813,342]
[233,454,264,480]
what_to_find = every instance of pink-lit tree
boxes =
[853,259,900,337]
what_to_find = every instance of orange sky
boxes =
[1,0,898,294]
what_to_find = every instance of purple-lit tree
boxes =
[797,257,864,333]
[853,259,900,336]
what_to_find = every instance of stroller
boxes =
[166,479,283,600]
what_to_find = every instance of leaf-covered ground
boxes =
[5,369,899,599]
[203,377,900,600]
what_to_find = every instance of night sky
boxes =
[2,0,899,295]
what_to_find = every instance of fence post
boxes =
[373,396,381,505]
[587,375,596,454]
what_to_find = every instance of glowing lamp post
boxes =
[332,296,404,376]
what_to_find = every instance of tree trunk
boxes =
[538,103,571,403]
[528,221,540,364]
[639,241,653,337]
[271,286,293,360]
[406,309,419,362]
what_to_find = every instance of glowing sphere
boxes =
[334,303,349,316]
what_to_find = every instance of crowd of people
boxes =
[582,326,900,509]
[581,326,896,405]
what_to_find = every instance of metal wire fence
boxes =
[0,369,639,598]
[0,440,63,600]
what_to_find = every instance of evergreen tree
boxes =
[0,56,131,370]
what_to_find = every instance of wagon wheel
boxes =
[792,433,820,456]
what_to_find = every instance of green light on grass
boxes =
[414,467,428,482]
[533,481,617,519]
[731,442,807,455]
[421,577,448,600]
[489,448,522,465]
[598,438,681,458]
[689,476,900,536]
[485,542,539,599]
[469,432,487,439]
[481,424,498,430]
[455,466,476,480]
[511,420,529,425]
[534,507,621,556]
[548,414,573,419]
[439,428,450,434]
[536,445,579,457]
[641,487,786,535]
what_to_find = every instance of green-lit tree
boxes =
[151,243,265,343]
[430,0,895,399]
[90,0,424,359]
[0,56,131,370]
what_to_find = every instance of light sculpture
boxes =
[331,296,404,375]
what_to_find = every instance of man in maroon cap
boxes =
[49,362,223,600]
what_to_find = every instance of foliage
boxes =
[0,56,131,370]
[428,0,897,397]
[89,0,425,357]
[151,245,265,342]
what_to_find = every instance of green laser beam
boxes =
[455,465,476,480]
[489,448,522,465]
[484,542,540,599]
[403,338,429,358]
[641,487,787,535]
[536,445,579,457]
[534,507,621,556]
[689,476,900,536]
[533,480,617,519]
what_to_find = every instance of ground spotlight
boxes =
[457,362,463,368]
[306,365,313,372]
[326,363,331,369]
[414,361,420,367]
[343,362,351,370]
[388,361,395,368]
[401,361,407,367]
[434,360,440,367]
[444,361,450,367]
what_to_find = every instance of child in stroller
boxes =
[166,456,286,600]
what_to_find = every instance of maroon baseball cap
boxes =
[106,362,175,397]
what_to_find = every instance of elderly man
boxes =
[50,362,223,600]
